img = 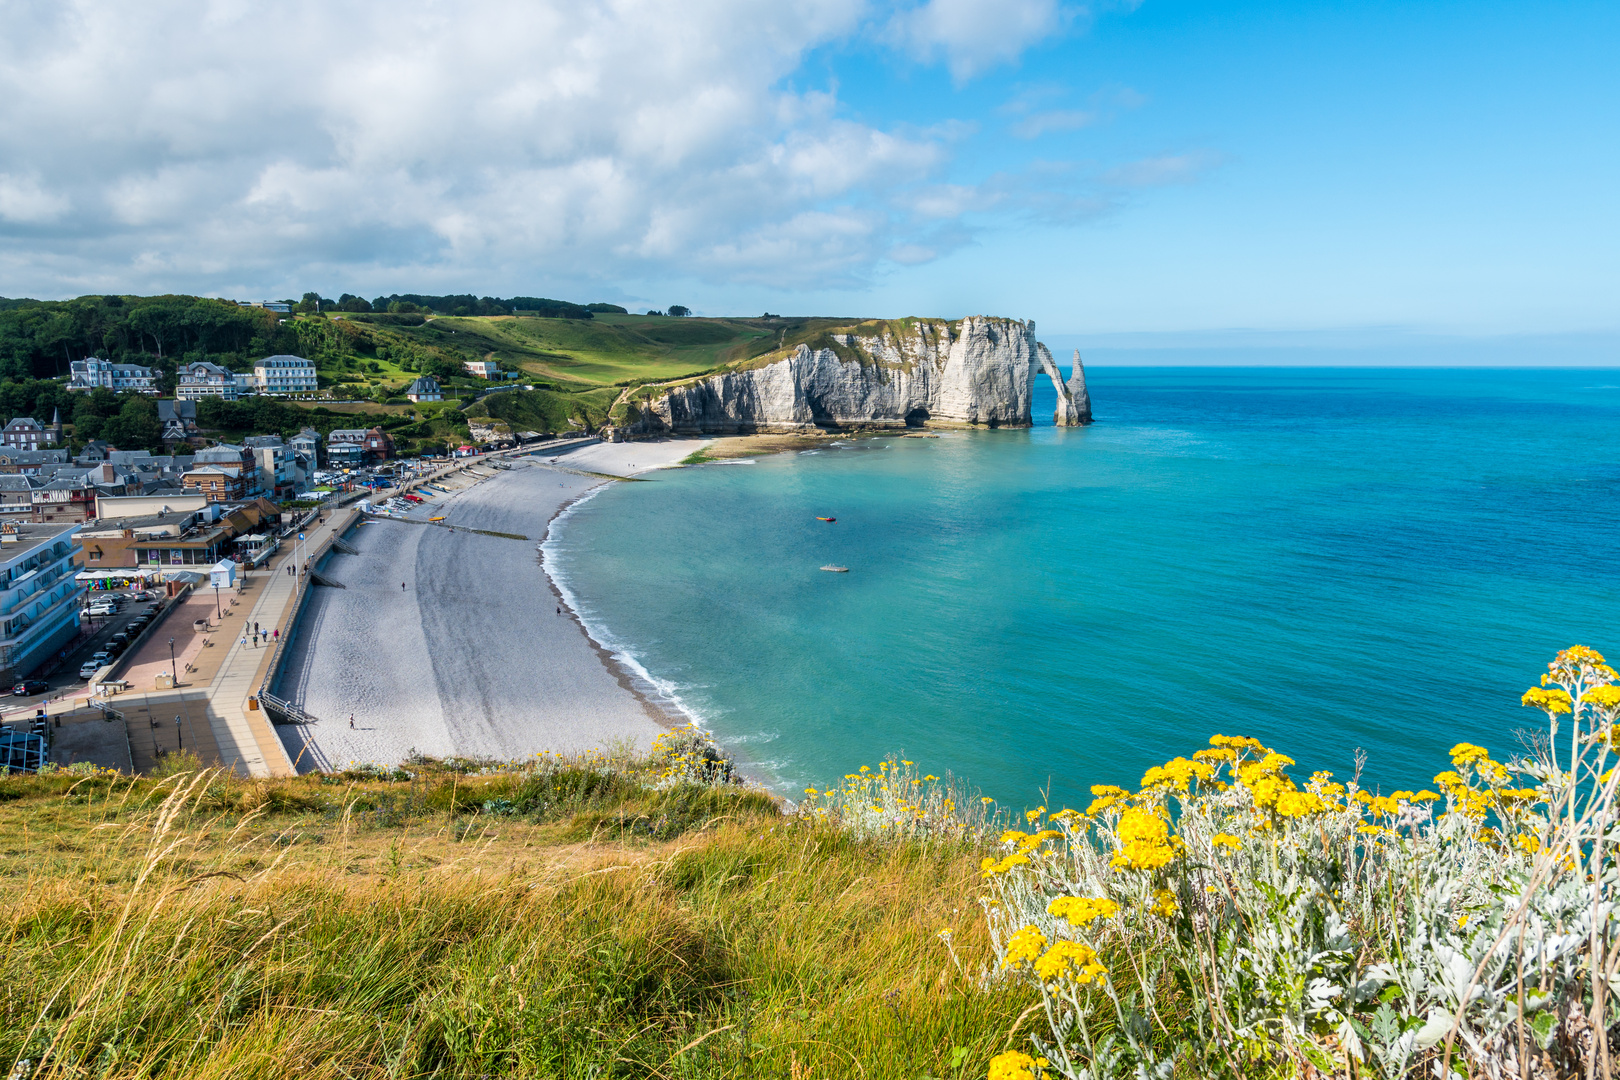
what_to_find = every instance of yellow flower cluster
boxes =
[1034,940,1108,986]
[1048,895,1120,926]
[1149,888,1178,918]
[1109,807,1182,871]
[1139,756,1215,792]
[988,1051,1050,1080]
[1001,924,1048,970]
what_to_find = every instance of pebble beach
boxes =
[274,438,705,771]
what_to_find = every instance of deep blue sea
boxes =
[547,369,1620,811]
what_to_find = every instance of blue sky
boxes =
[0,1,1615,358]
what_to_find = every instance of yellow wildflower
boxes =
[1583,685,1620,710]
[1001,925,1047,969]
[1109,808,1181,871]
[1026,806,1046,824]
[1149,888,1178,917]
[1521,687,1573,714]
[1513,833,1541,855]
[1048,895,1120,926]
[988,1050,1048,1080]
[1034,940,1108,986]
[1210,832,1241,851]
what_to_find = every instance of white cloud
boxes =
[887,0,1068,81]
[1100,151,1224,188]
[0,174,69,224]
[1010,109,1097,139]
[0,0,1018,296]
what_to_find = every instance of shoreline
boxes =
[277,439,706,771]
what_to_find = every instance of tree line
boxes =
[0,295,292,382]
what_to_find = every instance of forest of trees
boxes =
[0,295,293,382]
[322,293,599,319]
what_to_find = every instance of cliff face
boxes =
[620,316,1088,436]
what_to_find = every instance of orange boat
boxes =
[815,516,836,522]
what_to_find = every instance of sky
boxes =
[0,0,1616,358]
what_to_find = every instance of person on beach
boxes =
[349,715,355,729]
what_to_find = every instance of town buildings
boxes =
[464,360,498,379]
[253,354,318,395]
[326,427,394,466]
[0,450,70,476]
[0,521,87,683]
[243,436,295,500]
[182,444,256,502]
[406,376,442,402]
[68,358,158,394]
[157,399,201,445]
[78,499,281,573]
[176,361,244,401]
[30,477,98,523]
[1,412,62,450]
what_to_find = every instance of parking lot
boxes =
[1,589,164,716]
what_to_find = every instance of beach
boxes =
[274,437,704,770]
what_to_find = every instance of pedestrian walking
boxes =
[273,628,279,642]
[401,582,406,590]
[239,634,247,649]
[349,715,355,729]
[556,605,561,615]
[254,621,259,635]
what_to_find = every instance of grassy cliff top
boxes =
[0,747,1022,1079]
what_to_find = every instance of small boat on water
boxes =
[820,564,849,573]
[816,516,836,522]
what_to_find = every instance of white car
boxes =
[79,660,100,679]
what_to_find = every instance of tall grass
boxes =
[0,754,1033,1079]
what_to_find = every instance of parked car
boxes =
[109,632,130,646]
[11,680,47,696]
[78,661,101,679]
[90,650,111,665]
[103,642,123,658]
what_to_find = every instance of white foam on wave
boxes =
[541,488,711,732]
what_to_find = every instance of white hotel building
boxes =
[253,354,318,395]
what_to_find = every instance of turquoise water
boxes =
[547,369,1620,810]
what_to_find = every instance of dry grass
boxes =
[0,764,1032,1079]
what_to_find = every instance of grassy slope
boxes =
[0,764,1029,1080]
[267,313,944,439]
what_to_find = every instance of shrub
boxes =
[979,647,1620,1079]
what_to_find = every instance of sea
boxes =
[545,368,1620,811]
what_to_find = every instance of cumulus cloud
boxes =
[0,0,995,296]
[0,0,1189,298]
[886,0,1069,81]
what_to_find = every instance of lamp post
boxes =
[167,637,177,684]
[213,582,221,622]
[174,714,183,751]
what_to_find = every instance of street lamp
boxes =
[174,714,183,751]
[168,637,177,684]
[213,582,221,622]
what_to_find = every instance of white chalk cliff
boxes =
[617,316,1093,435]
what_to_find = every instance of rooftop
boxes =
[0,522,80,561]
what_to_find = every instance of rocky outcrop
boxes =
[617,316,1091,436]
[1067,350,1092,425]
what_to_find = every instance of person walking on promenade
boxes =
[349,715,355,729]
[272,628,279,643]
[239,634,247,650]
[402,582,406,590]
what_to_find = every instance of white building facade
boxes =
[176,362,242,401]
[68,358,157,394]
[253,354,318,395]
